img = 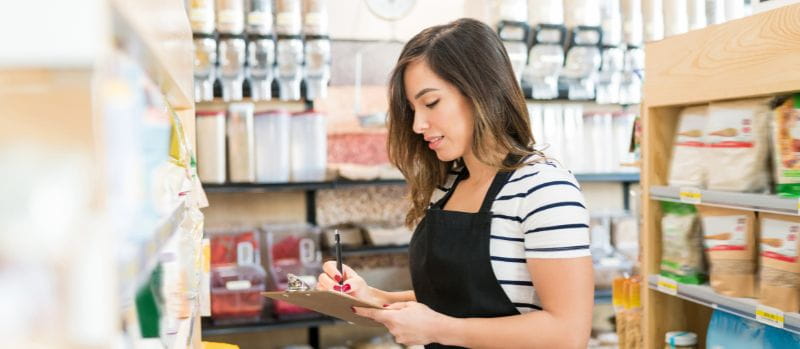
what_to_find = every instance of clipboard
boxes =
[262,290,384,327]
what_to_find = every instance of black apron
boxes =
[409,170,520,349]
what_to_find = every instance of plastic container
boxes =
[304,38,331,100]
[254,110,291,183]
[219,36,247,102]
[246,0,273,35]
[196,110,227,184]
[363,224,412,246]
[210,264,266,320]
[275,0,303,35]
[215,0,245,35]
[664,331,697,349]
[209,228,261,267]
[189,0,215,34]
[247,37,276,101]
[193,36,217,102]
[228,103,256,183]
[263,223,323,317]
[290,111,327,182]
[276,38,304,101]
[303,0,329,35]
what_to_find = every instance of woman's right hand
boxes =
[317,261,383,305]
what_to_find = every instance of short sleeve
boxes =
[516,165,591,259]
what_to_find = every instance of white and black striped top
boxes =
[429,157,591,313]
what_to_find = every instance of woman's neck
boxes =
[461,150,501,184]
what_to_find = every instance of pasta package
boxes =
[668,106,708,188]
[698,206,757,298]
[705,98,771,192]
[758,213,800,312]
[660,202,705,284]
[772,94,800,197]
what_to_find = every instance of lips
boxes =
[426,136,444,150]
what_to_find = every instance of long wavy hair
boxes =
[386,18,543,227]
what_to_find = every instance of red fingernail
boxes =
[351,306,356,313]
[343,284,351,292]
[334,275,342,283]
[383,304,389,307]
[333,285,342,291]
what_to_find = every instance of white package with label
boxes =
[688,0,707,30]
[228,103,256,183]
[704,98,771,192]
[254,110,291,183]
[668,105,707,188]
[196,110,227,184]
[622,0,644,46]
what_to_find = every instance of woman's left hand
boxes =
[354,302,454,346]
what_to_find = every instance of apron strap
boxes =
[478,170,513,213]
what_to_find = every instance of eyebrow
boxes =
[414,88,439,100]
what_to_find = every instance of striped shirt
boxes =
[429,158,591,313]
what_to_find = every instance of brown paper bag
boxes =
[758,212,800,312]
[698,206,757,298]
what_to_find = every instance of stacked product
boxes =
[208,228,267,324]
[188,0,331,102]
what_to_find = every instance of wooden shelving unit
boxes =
[642,4,800,348]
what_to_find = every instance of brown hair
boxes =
[386,18,542,227]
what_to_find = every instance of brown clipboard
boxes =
[262,290,384,327]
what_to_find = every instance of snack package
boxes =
[698,206,757,297]
[668,106,708,188]
[660,202,705,284]
[772,94,800,197]
[758,213,800,312]
[705,98,771,192]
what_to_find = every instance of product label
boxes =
[657,275,679,296]
[706,107,755,148]
[679,187,702,204]
[190,8,213,23]
[756,305,785,328]
[760,218,800,263]
[701,215,747,251]
[675,114,706,147]
[276,12,301,34]
[225,280,252,291]
[775,102,800,174]
[304,12,327,29]
[248,11,273,27]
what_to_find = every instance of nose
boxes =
[412,110,428,134]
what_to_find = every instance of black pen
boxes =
[335,229,343,287]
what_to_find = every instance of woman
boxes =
[317,18,593,348]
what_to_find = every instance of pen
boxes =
[335,229,343,287]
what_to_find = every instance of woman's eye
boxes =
[425,100,439,109]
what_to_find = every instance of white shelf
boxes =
[647,274,800,334]
[649,186,799,216]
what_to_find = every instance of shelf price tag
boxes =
[756,305,785,329]
[657,276,679,296]
[679,187,702,204]
[796,198,800,216]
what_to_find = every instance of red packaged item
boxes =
[264,224,323,318]
[210,264,266,322]
[209,229,260,266]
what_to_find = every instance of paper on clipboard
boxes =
[262,290,384,327]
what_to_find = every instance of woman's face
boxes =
[404,59,475,162]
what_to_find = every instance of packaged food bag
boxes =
[772,94,800,197]
[758,213,800,312]
[660,202,705,284]
[705,98,771,192]
[698,206,757,297]
[668,106,708,188]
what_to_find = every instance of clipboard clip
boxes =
[287,273,311,292]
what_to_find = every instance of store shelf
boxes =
[204,174,638,193]
[649,186,799,216]
[594,289,612,305]
[332,244,410,257]
[203,179,405,193]
[576,173,640,183]
[647,275,800,334]
[201,316,339,337]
